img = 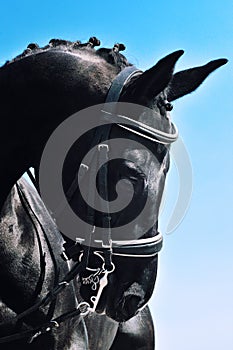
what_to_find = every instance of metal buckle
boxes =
[80,163,89,171]
[98,144,109,152]
[78,302,90,316]
[101,238,112,249]
[75,237,85,245]
[79,163,89,179]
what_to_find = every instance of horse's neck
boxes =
[0,178,71,309]
[0,57,114,208]
[0,149,31,210]
[0,181,51,305]
[0,179,88,348]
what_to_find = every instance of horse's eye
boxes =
[164,101,173,111]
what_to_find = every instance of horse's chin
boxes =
[105,305,141,322]
[95,303,136,322]
[93,286,145,321]
[99,295,142,322]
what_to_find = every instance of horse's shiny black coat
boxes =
[0,179,88,349]
[0,38,227,349]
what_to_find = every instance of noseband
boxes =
[0,66,178,344]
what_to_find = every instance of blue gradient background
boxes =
[0,1,232,349]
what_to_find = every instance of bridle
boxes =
[0,65,178,344]
[61,64,178,321]
[63,65,178,259]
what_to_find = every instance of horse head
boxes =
[47,44,226,322]
[89,50,227,322]
[0,38,227,326]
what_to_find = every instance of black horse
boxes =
[0,37,227,349]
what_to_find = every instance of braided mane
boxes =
[3,36,132,71]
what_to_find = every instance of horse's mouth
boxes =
[94,282,145,321]
[102,294,143,322]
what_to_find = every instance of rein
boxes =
[0,65,178,345]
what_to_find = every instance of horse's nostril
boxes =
[112,295,142,321]
[124,295,142,313]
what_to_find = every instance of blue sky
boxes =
[1,1,232,349]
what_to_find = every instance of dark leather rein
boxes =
[0,66,178,344]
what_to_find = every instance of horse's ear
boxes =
[122,50,184,102]
[167,58,228,102]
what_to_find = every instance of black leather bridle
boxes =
[0,65,178,344]
[61,64,178,318]
[62,65,178,260]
